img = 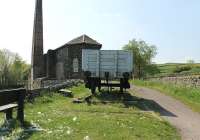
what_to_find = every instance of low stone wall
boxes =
[152,75,200,88]
[30,78,83,90]
[31,78,44,90]
[26,79,83,102]
[41,79,83,90]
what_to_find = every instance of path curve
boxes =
[131,85,200,140]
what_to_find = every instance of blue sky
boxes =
[0,0,199,63]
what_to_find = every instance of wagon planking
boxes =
[82,49,133,94]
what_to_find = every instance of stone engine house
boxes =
[31,0,102,89]
[44,35,102,80]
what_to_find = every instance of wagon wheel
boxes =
[91,86,96,94]
[120,87,123,93]
[91,81,96,94]
[97,78,101,92]
[120,78,124,93]
[98,86,101,92]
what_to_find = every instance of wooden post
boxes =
[17,89,25,123]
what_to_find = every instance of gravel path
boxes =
[131,85,200,140]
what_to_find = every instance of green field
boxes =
[152,63,200,77]
[0,85,180,140]
[133,80,200,113]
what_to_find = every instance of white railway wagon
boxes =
[82,49,133,79]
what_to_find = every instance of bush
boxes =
[144,64,160,78]
[173,65,192,73]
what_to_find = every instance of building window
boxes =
[73,58,79,72]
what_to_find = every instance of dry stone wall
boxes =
[30,78,83,90]
[152,75,200,87]
[42,79,83,90]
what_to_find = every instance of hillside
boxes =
[151,63,200,77]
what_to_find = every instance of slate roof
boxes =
[54,34,102,51]
[66,34,102,46]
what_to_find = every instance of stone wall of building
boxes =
[56,47,69,80]
[67,45,82,79]
[46,50,56,78]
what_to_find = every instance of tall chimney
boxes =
[31,0,44,80]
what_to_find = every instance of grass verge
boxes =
[0,85,180,140]
[133,80,200,113]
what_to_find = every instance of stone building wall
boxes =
[67,45,82,79]
[46,50,56,78]
[55,45,83,80]
[56,47,68,80]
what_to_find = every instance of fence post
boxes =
[17,89,26,123]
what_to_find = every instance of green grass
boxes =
[0,85,180,140]
[133,80,200,113]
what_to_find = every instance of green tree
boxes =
[0,49,14,86]
[0,49,30,89]
[123,39,157,79]
[10,55,30,82]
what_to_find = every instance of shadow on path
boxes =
[93,89,177,117]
